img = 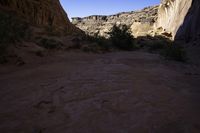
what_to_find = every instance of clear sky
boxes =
[60,0,160,20]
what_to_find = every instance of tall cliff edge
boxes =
[156,0,200,42]
[72,6,158,38]
[0,0,79,34]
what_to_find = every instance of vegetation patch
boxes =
[136,35,186,62]
[160,44,187,62]
[36,37,63,50]
[136,35,171,51]
[109,25,136,50]
[83,24,137,52]
[83,35,112,52]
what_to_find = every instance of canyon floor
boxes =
[0,51,200,133]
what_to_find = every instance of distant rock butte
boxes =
[73,0,200,42]
[72,6,158,38]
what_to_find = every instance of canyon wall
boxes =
[0,0,78,34]
[175,0,200,42]
[72,6,158,38]
[73,0,200,42]
[156,0,200,42]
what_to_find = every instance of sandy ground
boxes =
[0,51,200,133]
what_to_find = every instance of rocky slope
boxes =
[0,0,78,34]
[72,6,158,38]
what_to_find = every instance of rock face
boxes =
[156,0,200,41]
[73,0,199,42]
[175,0,200,42]
[0,0,77,34]
[72,6,158,38]
[131,22,154,38]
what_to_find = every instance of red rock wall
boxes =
[0,0,78,34]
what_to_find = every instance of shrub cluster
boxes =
[161,44,186,62]
[109,25,135,50]
[136,35,186,62]
[36,37,63,50]
[83,35,112,52]
[84,24,136,52]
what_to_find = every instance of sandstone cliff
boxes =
[73,0,200,42]
[156,0,200,42]
[72,6,158,38]
[0,0,77,34]
[175,0,200,42]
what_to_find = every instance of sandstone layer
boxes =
[73,0,200,42]
[156,0,192,40]
[156,0,200,41]
[175,0,200,42]
[0,0,78,34]
[72,6,158,38]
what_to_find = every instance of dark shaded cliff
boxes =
[156,0,200,42]
[175,0,200,42]
[0,0,79,34]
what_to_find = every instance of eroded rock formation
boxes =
[0,0,78,34]
[156,0,193,40]
[156,0,200,41]
[72,6,158,38]
[175,0,200,42]
[73,0,200,42]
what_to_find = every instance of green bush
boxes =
[160,44,187,62]
[81,43,103,53]
[136,35,171,52]
[147,40,166,52]
[36,37,63,49]
[84,35,112,51]
[136,36,186,62]
[109,24,135,50]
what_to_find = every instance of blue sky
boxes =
[60,0,160,20]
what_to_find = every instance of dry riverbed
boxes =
[0,51,200,133]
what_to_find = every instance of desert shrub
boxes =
[84,35,112,51]
[81,43,103,53]
[147,40,167,52]
[36,37,63,49]
[109,24,135,50]
[135,35,186,62]
[94,36,112,51]
[136,35,171,51]
[160,44,187,62]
